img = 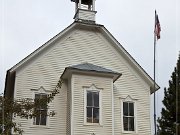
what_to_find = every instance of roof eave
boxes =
[150,84,160,94]
[6,21,159,95]
[9,21,103,73]
[61,67,122,82]
[9,22,78,72]
[99,26,160,94]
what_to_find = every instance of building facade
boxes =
[5,0,159,134]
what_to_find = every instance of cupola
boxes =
[71,0,97,23]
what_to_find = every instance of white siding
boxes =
[14,26,152,135]
[66,79,71,135]
[71,74,113,135]
[74,9,96,21]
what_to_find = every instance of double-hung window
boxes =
[123,102,135,131]
[33,93,47,126]
[86,91,99,123]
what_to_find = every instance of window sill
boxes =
[30,125,50,129]
[83,123,103,127]
[122,131,137,134]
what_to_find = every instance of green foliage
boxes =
[0,79,62,135]
[157,55,180,135]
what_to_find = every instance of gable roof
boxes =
[5,21,160,96]
[61,63,122,82]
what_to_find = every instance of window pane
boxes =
[41,95,47,109]
[35,114,40,125]
[35,94,40,107]
[41,109,47,117]
[93,92,99,107]
[40,110,47,125]
[129,117,134,131]
[87,92,92,106]
[93,108,99,123]
[123,117,128,131]
[123,102,128,116]
[129,103,134,116]
[87,107,92,123]
[35,94,40,99]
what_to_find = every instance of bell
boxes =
[71,0,92,5]
[81,0,92,5]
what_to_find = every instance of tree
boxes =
[157,55,180,135]
[0,79,62,135]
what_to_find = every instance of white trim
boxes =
[100,27,160,93]
[121,95,138,134]
[99,88,102,125]
[83,84,102,126]
[9,23,77,72]
[71,75,74,135]
[111,81,114,135]
[84,88,86,125]
[13,77,17,99]
[135,101,138,134]
[31,86,52,93]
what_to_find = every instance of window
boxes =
[123,102,135,131]
[84,84,102,125]
[86,91,99,123]
[33,94,47,126]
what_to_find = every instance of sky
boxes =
[0,0,180,132]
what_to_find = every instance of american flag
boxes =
[154,11,161,40]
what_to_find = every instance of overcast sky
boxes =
[1,0,180,130]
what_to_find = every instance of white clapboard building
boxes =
[5,0,159,134]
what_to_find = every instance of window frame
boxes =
[121,96,137,133]
[84,85,102,126]
[33,93,48,126]
[31,87,50,127]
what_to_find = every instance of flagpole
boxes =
[154,10,157,135]
[176,53,180,135]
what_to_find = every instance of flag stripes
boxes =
[154,11,161,40]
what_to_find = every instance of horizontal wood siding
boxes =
[14,26,151,134]
[78,9,95,21]
[72,74,113,135]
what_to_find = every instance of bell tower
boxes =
[71,0,97,23]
